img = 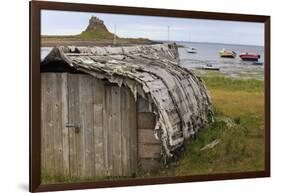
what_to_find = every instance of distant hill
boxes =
[41,16,156,47]
[79,16,116,40]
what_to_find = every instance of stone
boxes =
[85,16,110,32]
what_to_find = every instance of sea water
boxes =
[177,41,264,80]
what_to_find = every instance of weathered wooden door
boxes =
[41,73,137,180]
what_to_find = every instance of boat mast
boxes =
[167,25,170,42]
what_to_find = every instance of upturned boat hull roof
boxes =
[42,43,213,158]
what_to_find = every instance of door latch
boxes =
[66,123,81,133]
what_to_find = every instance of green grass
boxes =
[41,31,152,44]
[42,35,77,39]
[169,117,249,175]
[79,29,114,40]
[41,170,134,184]
[204,77,265,171]
[203,76,264,92]
[42,30,114,41]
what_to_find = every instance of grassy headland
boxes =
[41,16,155,47]
[41,34,155,47]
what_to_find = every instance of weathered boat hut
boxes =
[41,43,213,179]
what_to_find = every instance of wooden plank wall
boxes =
[137,97,161,172]
[41,73,137,180]
[41,73,66,177]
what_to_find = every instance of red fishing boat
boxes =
[239,52,260,61]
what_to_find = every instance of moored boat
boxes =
[252,61,263,65]
[200,64,220,71]
[187,47,197,54]
[239,52,260,61]
[219,48,236,58]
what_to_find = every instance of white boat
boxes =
[187,47,197,53]
[200,64,220,71]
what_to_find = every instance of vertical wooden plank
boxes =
[93,78,105,177]
[137,96,151,113]
[75,75,85,178]
[47,73,56,176]
[105,86,113,176]
[112,86,122,176]
[61,73,69,177]
[78,74,95,178]
[53,73,64,176]
[42,73,56,176]
[129,89,138,174]
[41,73,71,179]
[41,73,47,176]
[68,73,80,177]
[103,84,109,177]
[121,87,131,176]
[41,73,66,177]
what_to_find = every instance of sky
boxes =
[41,10,264,46]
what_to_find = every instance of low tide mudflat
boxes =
[179,41,264,80]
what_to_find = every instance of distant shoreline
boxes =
[170,41,264,48]
[41,36,163,47]
[41,41,161,47]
